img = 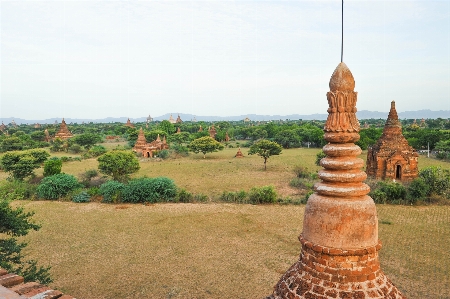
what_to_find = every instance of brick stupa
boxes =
[54,119,73,140]
[366,101,418,181]
[132,128,169,158]
[266,63,406,299]
[209,125,217,139]
[125,118,134,128]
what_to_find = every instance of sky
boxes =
[1,0,449,120]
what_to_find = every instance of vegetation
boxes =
[188,136,224,158]
[0,198,52,284]
[36,173,81,200]
[43,157,62,177]
[248,139,282,170]
[0,149,49,180]
[97,151,140,181]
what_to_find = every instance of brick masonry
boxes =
[0,268,76,299]
[266,236,405,299]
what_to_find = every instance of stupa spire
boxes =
[266,63,406,299]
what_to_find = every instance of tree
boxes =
[248,139,282,170]
[72,133,102,149]
[0,149,50,180]
[158,120,175,135]
[274,130,302,149]
[97,151,140,181]
[188,136,224,158]
[0,198,52,283]
[43,158,62,177]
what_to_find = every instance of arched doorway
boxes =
[395,164,402,180]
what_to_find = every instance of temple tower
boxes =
[125,118,134,128]
[366,101,418,181]
[55,119,73,140]
[176,114,182,123]
[133,127,147,153]
[209,125,217,139]
[266,63,406,299]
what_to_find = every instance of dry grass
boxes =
[16,202,450,299]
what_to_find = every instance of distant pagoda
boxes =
[54,119,73,140]
[366,101,418,181]
[125,118,134,128]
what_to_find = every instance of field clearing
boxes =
[16,201,450,299]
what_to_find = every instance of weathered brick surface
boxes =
[0,268,75,299]
[264,63,407,299]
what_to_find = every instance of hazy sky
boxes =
[1,0,449,120]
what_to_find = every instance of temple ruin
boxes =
[209,125,217,139]
[54,119,73,140]
[176,114,182,123]
[266,63,406,299]
[132,127,169,158]
[366,101,418,181]
[125,118,134,128]
[168,114,176,124]
[235,147,244,158]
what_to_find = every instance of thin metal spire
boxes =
[341,0,344,62]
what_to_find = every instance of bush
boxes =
[157,149,170,159]
[68,144,83,154]
[80,169,99,187]
[219,190,247,203]
[407,178,430,203]
[369,181,407,204]
[88,145,107,157]
[248,185,277,204]
[121,177,177,203]
[301,190,314,204]
[194,193,208,202]
[176,189,194,203]
[0,180,37,201]
[72,191,91,203]
[289,177,315,190]
[43,158,62,177]
[37,174,81,200]
[419,166,450,197]
[293,165,311,178]
[99,181,125,203]
[172,144,189,156]
[315,150,326,166]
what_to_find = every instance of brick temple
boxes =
[265,62,406,299]
[54,119,73,140]
[132,127,169,158]
[366,101,418,181]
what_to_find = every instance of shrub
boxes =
[0,180,37,201]
[72,191,91,203]
[248,185,277,204]
[97,151,140,182]
[80,169,99,187]
[87,187,100,197]
[407,178,430,202]
[289,177,315,190]
[369,181,406,204]
[315,150,326,166]
[172,144,189,156]
[99,181,125,203]
[157,149,170,159]
[121,177,177,203]
[43,158,62,177]
[147,177,177,202]
[293,165,310,178]
[37,174,81,200]
[301,190,314,204]
[176,189,193,203]
[68,144,83,154]
[220,190,247,203]
[88,145,107,157]
[419,166,450,197]
[194,193,208,202]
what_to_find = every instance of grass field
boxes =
[16,201,450,299]
[4,144,450,298]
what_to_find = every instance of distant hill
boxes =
[2,109,449,125]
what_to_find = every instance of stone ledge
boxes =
[0,268,76,299]
[299,235,382,256]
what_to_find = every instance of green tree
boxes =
[274,130,301,149]
[97,151,140,181]
[188,136,224,158]
[158,120,175,135]
[0,198,52,284]
[0,150,50,180]
[248,139,282,170]
[43,158,62,177]
[315,150,326,166]
[72,133,102,149]
[1,136,24,152]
